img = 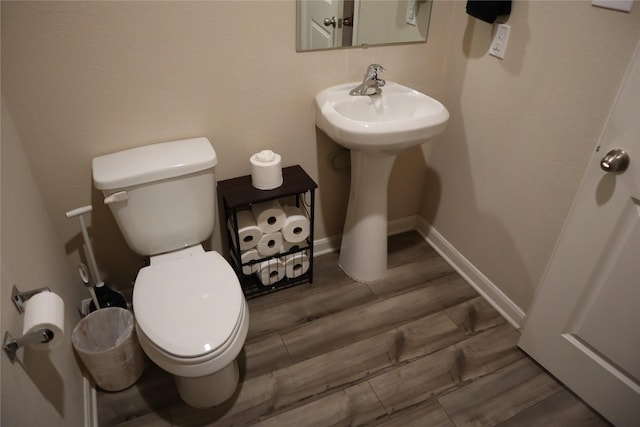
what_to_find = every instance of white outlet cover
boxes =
[592,0,633,12]
[489,24,510,59]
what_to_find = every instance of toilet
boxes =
[92,137,249,408]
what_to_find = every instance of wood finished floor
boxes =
[97,232,610,427]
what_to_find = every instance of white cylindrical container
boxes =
[250,150,282,190]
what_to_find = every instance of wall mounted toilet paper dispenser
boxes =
[3,285,62,362]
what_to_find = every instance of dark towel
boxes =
[466,1,512,23]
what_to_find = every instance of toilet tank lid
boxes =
[92,137,217,190]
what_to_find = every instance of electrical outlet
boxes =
[489,24,511,59]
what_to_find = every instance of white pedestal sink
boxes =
[315,81,449,282]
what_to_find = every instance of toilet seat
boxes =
[133,249,243,359]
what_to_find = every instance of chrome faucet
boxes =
[349,64,386,96]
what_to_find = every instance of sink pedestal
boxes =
[338,150,396,282]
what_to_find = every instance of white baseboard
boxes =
[82,369,98,427]
[414,217,526,330]
[313,235,340,257]
[389,215,419,236]
[313,215,418,257]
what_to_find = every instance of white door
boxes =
[519,41,640,427]
[300,0,343,50]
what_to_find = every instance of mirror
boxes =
[297,0,433,52]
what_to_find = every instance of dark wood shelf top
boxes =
[218,165,317,208]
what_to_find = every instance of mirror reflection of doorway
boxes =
[299,0,345,50]
[297,0,432,52]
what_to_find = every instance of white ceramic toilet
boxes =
[92,137,249,408]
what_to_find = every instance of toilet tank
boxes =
[92,137,218,256]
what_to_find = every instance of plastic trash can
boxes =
[72,307,145,391]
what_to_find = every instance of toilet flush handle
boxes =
[104,191,128,205]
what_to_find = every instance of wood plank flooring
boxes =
[97,232,610,426]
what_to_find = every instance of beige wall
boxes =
[420,1,640,312]
[1,1,450,289]
[1,100,86,426]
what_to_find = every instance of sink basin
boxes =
[315,81,449,282]
[315,81,449,153]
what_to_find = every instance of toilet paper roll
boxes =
[250,150,283,190]
[229,249,261,275]
[251,199,286,233]
[240,249,261,275]
[280,240,302,254]
[255,258,286,286]
[256,232,283,257]
[281,205,311,243]
[282,253,310,279]
[227,210,262,250]
[22,291,65,350]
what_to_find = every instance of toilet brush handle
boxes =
[65,205,102,284]
[78,214,102,284]
[65,205,93,218]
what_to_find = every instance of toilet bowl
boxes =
[133,246,249,407]
[92,137,249,408]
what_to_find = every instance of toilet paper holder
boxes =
[3,285,55,362]
[11,284,51,313]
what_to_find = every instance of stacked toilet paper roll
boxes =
[256,258,286,286]
[227,210,262,251]
[280,240,302,254]
[281,205,311,243]
[230,249,261,275]
[281,252,310,279]
[250,150,283,190]
[229,201,311,286]
[251,199,286,233]
[23,291,65,350]
[256,232,283,257]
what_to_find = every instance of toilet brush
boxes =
[65,205,126,311]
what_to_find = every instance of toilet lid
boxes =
[133,251,243,358]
